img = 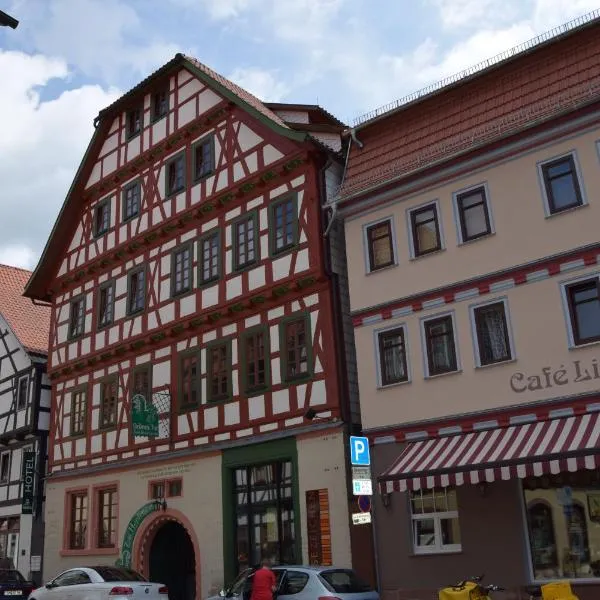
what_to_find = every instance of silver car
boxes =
[212,565,379,600]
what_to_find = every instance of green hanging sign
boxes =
[131,394,159,438]
[21,451,36,515]
[116,501,160,569]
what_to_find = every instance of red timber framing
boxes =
[24,57,347,474]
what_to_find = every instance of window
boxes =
[127,268,146,315]
[411,488,461,554]
[270,195,298,255]
[131,365,151,401]
[524,471,600,580]
[540,154,584,215]
[122,181,141,221]
[233,461,296,573]
[565,278,600,346]
[281,316,310,382]
[281,571,310,595]
[171,245,192,297]
[97,488,118,548]
[100,378,118,429]
[234,213,258,270]
[52,570,91,586]
[126,107,141,139]
[97,281,115,329]
[150,478,182,499]
[17,376,28,410]
[319,570,372,593]
[207,342,231,402]
[68,296,86,339]
[365,219,395,271]
[68,492,88,550]
[199,230,220,285]
[455,186,492,242]
[409,203,442,257]
[0,518,19,561]
[472,300,512,366]
[0,453,9,482]
[179,352,200,409]
[193,136,214,181]
[377,327,408,386]
[71,389,87,436]
[166,153,185,196]
[152,89,169,121]
[242,328,269,393]
[423,314,458,376]
[93,199,110,237]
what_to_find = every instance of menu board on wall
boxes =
[306,489,332,566]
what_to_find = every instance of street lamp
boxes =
[0,9,18,29]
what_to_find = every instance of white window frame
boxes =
[362,216,398,274]
[0,452,10,483]
[419,310,461,378]
[406,199,445,260]
[410,489,462,555]
[468,297,516,368]
[451,181,495,245]
[16,375,29,411]
[536,150,587,217]
[559,271,600,349]
[373,323,411,388]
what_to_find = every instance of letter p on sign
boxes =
[350,436,371,466]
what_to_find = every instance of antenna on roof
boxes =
[353,8,600,126]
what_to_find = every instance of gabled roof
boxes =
[265,102,347,128]
[24,53,324,302]
[340,12,600,201]
[0,265,49,355]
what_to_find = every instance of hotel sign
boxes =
[131,394,159,438]
[21,451,36,515]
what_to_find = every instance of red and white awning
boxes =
[379,412,600,493]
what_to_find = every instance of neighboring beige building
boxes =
[338,13,600,600]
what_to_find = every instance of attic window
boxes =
[127,108,142,139]
[152,90,169,121]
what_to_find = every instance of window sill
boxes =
[544,201,588,219]
[122,213,140,224]
[165,188,185,199]
[424,369,462,380]
[198,278,220,289]
[93,230,109,239]
[193,172,214,184]
[366,262,398,276]
[126,132,141,142]
[270,245,298,260]
[410,548,463,557]
[457,231,495,247]
[568,338,600,351]
[60,547,119,557]
[474,357,517,370]
[97,322,114,332]
[151,114,167,125]
[377,379,411,390]
[409,248,445,262]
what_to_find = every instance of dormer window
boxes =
[152,90,169,121]
[127,108,142,139]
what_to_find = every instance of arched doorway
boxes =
[149,521,196,600]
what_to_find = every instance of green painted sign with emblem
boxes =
[131,394,159,438]
[116,501,159,568]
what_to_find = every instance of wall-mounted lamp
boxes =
[381,492,392,509]
[477,481,489,498]
[304,408,330,421]
[153,498,167,512]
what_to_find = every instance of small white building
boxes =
[0,264,50,585]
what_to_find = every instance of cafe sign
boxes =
[509,358,600,393]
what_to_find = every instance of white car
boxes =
[29,566,168,600]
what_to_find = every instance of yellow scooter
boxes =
[438,575,503,600]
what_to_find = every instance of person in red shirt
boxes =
[250,559,277,600]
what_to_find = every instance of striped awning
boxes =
[379,412,600,493]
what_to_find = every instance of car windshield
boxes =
[93,566,147,582]
[0,570,25,584]
[319,569,372,593]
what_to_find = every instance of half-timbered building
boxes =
[24,54,367,598]
[0,265,50,585]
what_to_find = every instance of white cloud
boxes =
[0,50,120,268]
[228,67,291,101]
[0,245,37,271]
[429,0,522,29]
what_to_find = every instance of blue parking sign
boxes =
[350,436,370,466]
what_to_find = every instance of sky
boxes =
[0,0,598,271]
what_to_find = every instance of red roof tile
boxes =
[0,264,50,355]
[341,19,600,200]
